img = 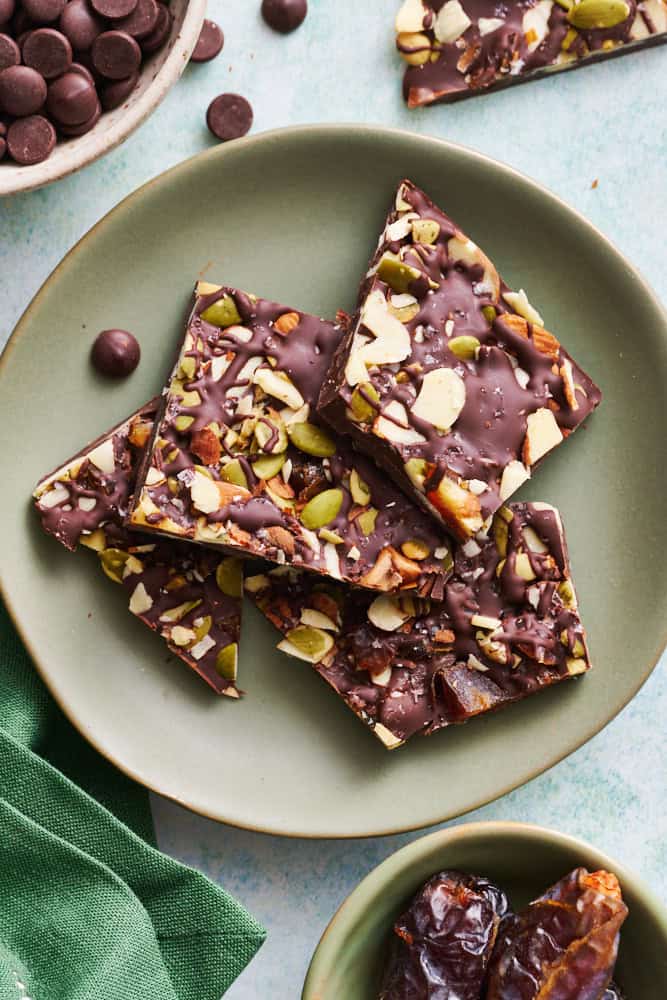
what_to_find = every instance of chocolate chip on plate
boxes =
[261,0,307,33]
[7,112,55,162]
[91,29,140,78]
[90,0,137,19]
[91,328,141,377]
[140,1,170,53]
[0,31,20,70]
[206,92,253,142]
[100,68,136,109]
[0,64,46,116]
[58,0,103,52]
[112,0,158,40]
[23,27,72,78]
[46,68,97,124]
[21,0,66,24]
[190,18,223,62]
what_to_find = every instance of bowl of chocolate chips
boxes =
[0,0,205,193]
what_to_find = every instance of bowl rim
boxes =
[0,0,206,196]
[302,819,667,998]
[2,124,667,838]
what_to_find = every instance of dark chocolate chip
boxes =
[69,60,95,84]
[91,29,140,78]
[261,0,307,33]
[11,8,33,35]
[0,119,6,134]
[90,0,137,19]
[100,67,136,108]
[46,68,97,124]
[0,31,19,70]
[21,0,66,25]
[0,0,15,26]
[58,0,103,51]
[190,18,223,62]
[91,328,141,377]
[58,95,99,133]
[0,64,46,116]
[112,0,157,39]
[140,1,169,53]
[206,92,253,142]
[23,27,72,78]
[6,113,55,162]
[0,135,5,158]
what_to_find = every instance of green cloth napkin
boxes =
[0,602,265,1000]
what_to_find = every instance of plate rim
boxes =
[302,819,667,998]
[2,123,667,838]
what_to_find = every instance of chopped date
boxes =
[378,870,509,999]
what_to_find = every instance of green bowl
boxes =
[303,821,667,998]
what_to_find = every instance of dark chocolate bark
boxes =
[319,180,601,541]
[33,402,242,696]
[395,0,667,108]
[246,501,591,748]
[130,282,453,596]
[486,867,628,999]
[379,870,509,999]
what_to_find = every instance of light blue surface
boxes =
[1,2,666,997]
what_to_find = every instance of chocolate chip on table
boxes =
[7,112,54,162]
[112,0,158,40]
[90,0,137,19]
[0,31,20,69]
[100,68,136,109]
[261,0,307,33]
[23,27,72,78]
[21,0,65,24]
[91,328,141,377]
[190,18,223,63]
[140,1,170,53]
[59,0,103,52]
[91,29,140,78]
[206,93,253,142]
[0,64,46,116]
[46,68,96,124]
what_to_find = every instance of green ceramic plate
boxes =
[303,822,667,997]
[1,126,666,837]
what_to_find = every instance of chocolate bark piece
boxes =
[379,870,509,999]
[319,180,601,541]
[33,402,242,697]
[130,282,453,597]
[395,0,667,108]
[486,867,628,999]
[246,501,591,748]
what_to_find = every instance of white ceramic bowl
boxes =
[0,0,205,196]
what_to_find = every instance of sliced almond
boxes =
[87,439,116,475]
[433,0,472,42]
[374,400,426,445]
[522,0,553,51]
[470,614,502,630]
[478,15,504,34]
[129,582,153,616]
[395,0,427,33]
[253,368,305,409]
[522,525,548,553]
[190,471,222,514]
[368,594,410,632]
[522,407,563,466]
[560,357,579,410]
[499,460,530,501]
[210,354,233,382]
[39,483,70,509]
[412,367,466,431]
[300,608,339,632]
[448,234,500,301]
[503,288,544,326]
[358,290,411,366]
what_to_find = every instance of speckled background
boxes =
[1,2,665,996]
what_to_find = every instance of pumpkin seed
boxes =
[281,626,334,662]
[254,418,288,455]
[215,643,238,680]
[216,557,243,598]
[376,253,422,294]
[174,415,194,433]
[357,507,379,535]
[300,488,343,530]
[449,336,480,361]
[401,538,431,561]
[349,382,380,423]
[567,0,629,28]
[99,548,129,584]
[404,457,428,489]
[350,468,371,506]
[220,459,249,490]
[200,294,241,328]
[411,218,440,245]
[252,453,286,480]
[288,421,336,457]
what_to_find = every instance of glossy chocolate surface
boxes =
[130,282,453,597]
[246,501,591,747]
[319,180,601,540]
[395,0,667,107]
[33,402,242,696]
